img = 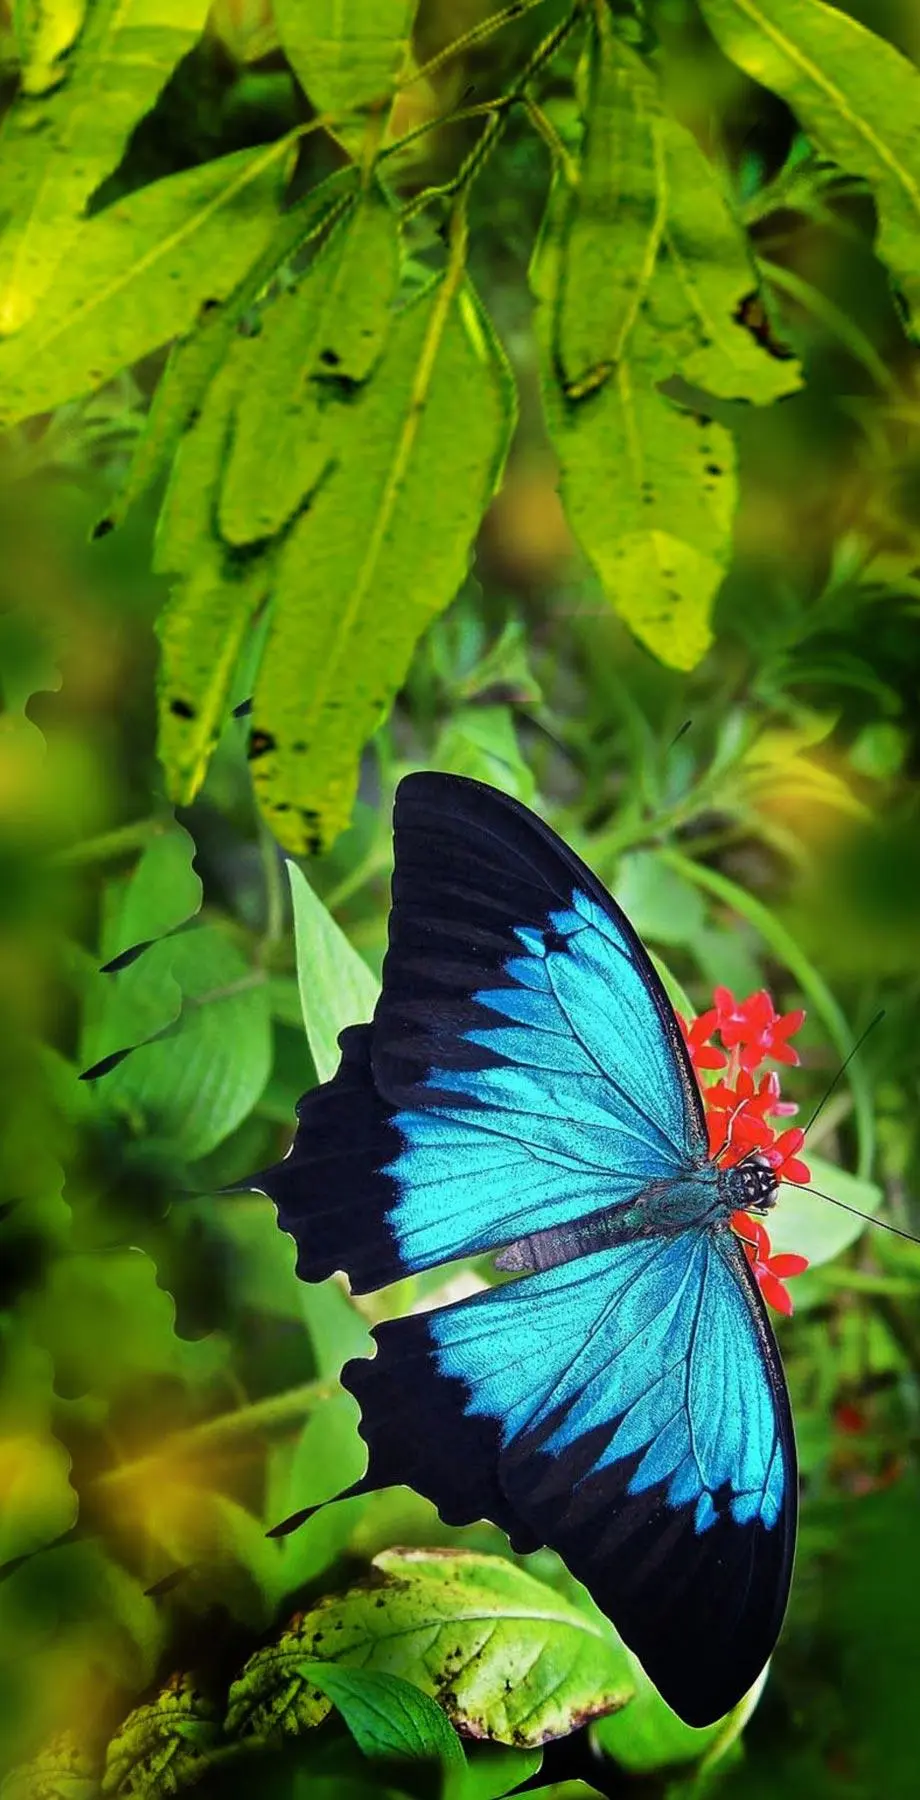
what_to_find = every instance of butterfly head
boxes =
[722,1154,779,1216]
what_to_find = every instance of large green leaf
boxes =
[287,862,379,1082]
[219,188,401,545]
[556,22,664,397]
[535,179,734,673]
[249,274,516,851]
[102,166,359,534]
[0,0,211,336]
[0,139,294,426]
[0,1325,76,1567]
[699,0,920,325]
[594,1657,764,1776]
[304,1664,467,1772]
[274,0,416,114]
[225,1548,634,1748]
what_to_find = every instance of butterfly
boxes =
[254,772,796,1728]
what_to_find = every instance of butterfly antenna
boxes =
[667,719,693,752]
[799,1183,920,1249]
[800,1010,885,1143]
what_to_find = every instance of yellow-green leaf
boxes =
[219,186,401,546]
[250,274,516,853]
[557,22,665,396]
[275,0,416,115]
[0,0,211,335]
[534,181,733,671]
[0,139,294,427]
[225,1548,633,1748]
[650,112,800,402]
[699,0,920,324]
[155,345,273,800]
[101,166,358,535]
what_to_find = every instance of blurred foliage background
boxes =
[3,0,920,1796]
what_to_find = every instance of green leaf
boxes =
[556,23,665,397]
[435,705,536,805]
[96,926,272,1159]
[699,0,920,325]
[250,271,516,852]
[593,1658,764,1775]
[0,139,295,426]
[102,166,359,534]
[100,823,202,964]
[0,0,211,337]
[220,187,401,545]
[1,1733,101,1800]
[769,1154,882,1265]
[225,1548,634,1748]
[304,1664,467,1771]
[26,1247,218,1399]
[287,861,379,1082]
[275,0,416,114]
[650,113,800,402]
[154,343,274,804]
[534,178,733,672]
[102,1674,221,1799]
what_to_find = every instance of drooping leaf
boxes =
[0,140,295,426]
[274,0,416,114]
[450,1744,543,1800]
[287,862,379,1083]
[250,274,516,851]
[699,0,920,326]
[534,175,734,672]
[219,186,401,545]
[0,0,211,336]
[304,1664,467,1771]
[154,344,274,803]
[650,112,800,402]
[102,1674,221,1799]
[100,823,201,967]
[225,1548,634,1748]
[556,21,665,397]
[101,166,359,534]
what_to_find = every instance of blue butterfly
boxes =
[256,773,796,1727]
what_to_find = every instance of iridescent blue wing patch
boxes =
[257,773,708,1290]
[343,1227,796,1728]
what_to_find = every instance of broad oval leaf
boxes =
[0,0,211,336]
[593,1656,765,1774]
[250,275,516,852]
[699,0,920,326]
[225,1548,634,1748]
[102,1674,221,1799]
[0,140,294,427]
[304,1663,466,1770]
[288,861,379,1083]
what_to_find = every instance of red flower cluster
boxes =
[677,987,811,1315]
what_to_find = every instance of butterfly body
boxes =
[255,774,797,1728]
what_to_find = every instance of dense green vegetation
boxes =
[3,1,920,1795]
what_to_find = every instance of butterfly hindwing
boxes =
[343,1227,796,1727]
[258,773,709,1291]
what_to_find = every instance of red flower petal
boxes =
[768,1253,810,1277]
[782,1155,811,1184]
[759,1272,795,1316]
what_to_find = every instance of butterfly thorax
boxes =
[495,1154,778,1275]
